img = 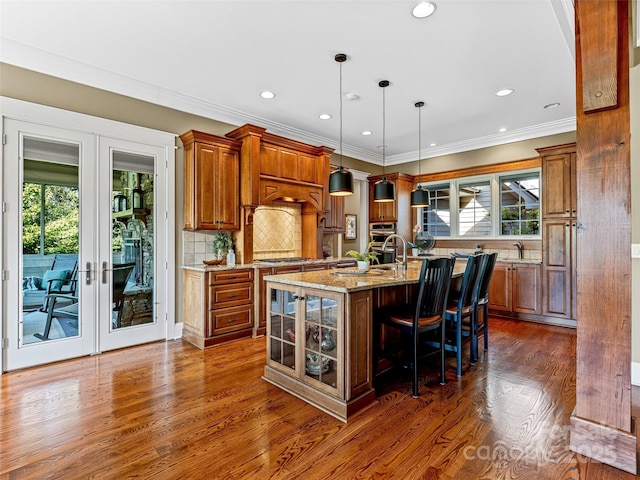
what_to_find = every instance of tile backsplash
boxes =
[182,230,223,265]
[253,203,301,259]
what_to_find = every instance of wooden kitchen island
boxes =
[263,260,466,421]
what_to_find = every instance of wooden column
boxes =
[570,0,636,474]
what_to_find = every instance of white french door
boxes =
[2,109,173,371]
[97,137,168,352]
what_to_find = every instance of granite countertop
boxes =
[264,261,468,294]
[181,257,355,273]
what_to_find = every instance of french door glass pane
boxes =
[111,161,155,330]
[22,154,80,344]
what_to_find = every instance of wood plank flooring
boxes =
[1,318,638,479]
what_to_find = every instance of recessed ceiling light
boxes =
[430,143,436,147]
[377,145,387,149]
[260,91,276,99]
[544,102,561,109]
[345,93,360,101]
[361,130,372,136]
[319,113,332,120]
[495,89,514,97]
[499,127,507,132]
[412,1,437,18]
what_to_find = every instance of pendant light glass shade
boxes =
[329,53,354,196]
[374,80,395,202]
[411,101,430,207]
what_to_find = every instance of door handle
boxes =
[102,261,109,284]
[86,261,92,285]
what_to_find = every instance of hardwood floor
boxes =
[1,317,637,479]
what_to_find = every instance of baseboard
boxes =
[173,321,183,340]
[570,413,637,474]
[632,362,640,386]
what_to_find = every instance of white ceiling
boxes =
[0,0,576,167]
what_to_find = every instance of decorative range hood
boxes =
[225,124,334,263]
[226,124,333,212]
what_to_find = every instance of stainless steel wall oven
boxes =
[369,223,396,264]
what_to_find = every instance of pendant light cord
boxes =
[382,83,386,176]
[417,101,423,177]
[339,58,343,167]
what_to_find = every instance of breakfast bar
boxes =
[263,260,466,421]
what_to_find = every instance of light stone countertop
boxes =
[264,261,468,294]
[181,257,356,273]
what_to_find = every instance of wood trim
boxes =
[536,142,577,156]
[414,157,540,184]
[572,0,635,472]
[432,239,541,251]
[226,123,334,157]
[579,1,619,112]
[570,414,637,474]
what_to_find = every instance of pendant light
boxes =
[411,101,431,207]
[373,80,395,202]
[328,53,354,196]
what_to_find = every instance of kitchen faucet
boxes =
[513,241,523,260]
[382,234,408,270]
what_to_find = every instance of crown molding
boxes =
[1,38,575,167]
[386,117,577,167]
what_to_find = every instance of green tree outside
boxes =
[22,183,79,254]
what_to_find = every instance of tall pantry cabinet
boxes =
[538,143,577,324]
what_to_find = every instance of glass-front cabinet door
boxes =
[266,284,343,399]
[268,286,297,370]
[303,293,341,396]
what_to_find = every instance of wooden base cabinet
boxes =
[263,283,374,421]
[183,268,254,348]
[488,262,541,316]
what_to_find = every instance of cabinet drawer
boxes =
[209,269,253,284]
[209,282,253,308]
[208,304,253,336]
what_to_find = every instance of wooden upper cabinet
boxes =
[538,143,577,218]
[181,130,241,231]
[261,147,318,184]
[325,194,345,232]
[367,173,414,224]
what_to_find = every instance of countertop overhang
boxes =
[264,261,468,293]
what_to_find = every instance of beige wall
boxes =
[398,131,576,175]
